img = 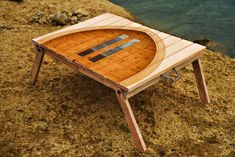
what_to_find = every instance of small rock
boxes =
[33,121,48,132]
[72,8,89,17]
[76,14,84,19]
[194,38,215,48]
[29,11,47,24]
[0,24,13,30]
[67,12,73,17]
[35,11,44,17]
[185,65,193,71]
[29,17,39,23]
[48,4,56,9]
[50,12,70,26]
[30,17,47,24]
[71,16,78,22]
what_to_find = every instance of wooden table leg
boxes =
[31,46,45,84]
[192,59,210,104]
[116,89,147,152]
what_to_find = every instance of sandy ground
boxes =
[0,0,235,156]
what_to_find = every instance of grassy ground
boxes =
[0,0,234,156]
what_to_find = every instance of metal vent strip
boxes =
[89,39,140,62]
[78,34,129,56]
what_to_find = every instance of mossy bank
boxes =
[0,0,234,156]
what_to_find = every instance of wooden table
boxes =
[31,13,210,151]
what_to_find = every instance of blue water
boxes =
[112,0,235,57]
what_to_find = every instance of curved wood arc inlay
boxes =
[38,26,166,85]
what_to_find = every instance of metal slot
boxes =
[90,39,140,62]
[78,34,128,56]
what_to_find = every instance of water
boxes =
[112,0,235,57]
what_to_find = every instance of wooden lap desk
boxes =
[31,13,210,151]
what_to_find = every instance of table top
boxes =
[33,13,205,91]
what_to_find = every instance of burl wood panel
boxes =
[44,29,157,83]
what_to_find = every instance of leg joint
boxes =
[35,45,45,53]
[116,89,128,98]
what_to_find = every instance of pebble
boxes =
[50,12,70,26]
[185,66,193,71]
[32,121,49,132]
[35,11,44,17]
[72,8,89,17]
[29,9,90,26]
[0,24,13,30]
[71,16,78,22]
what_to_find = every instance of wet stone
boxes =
[194,38,215,49]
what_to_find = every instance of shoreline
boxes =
[0,0,234,156]
[108,0,234,60]
[110,0,235,58]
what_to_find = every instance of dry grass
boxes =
[0,0,234,156]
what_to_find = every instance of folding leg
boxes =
[31,46,45,84]
[192,59,210,104]
[116,90,147,152]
